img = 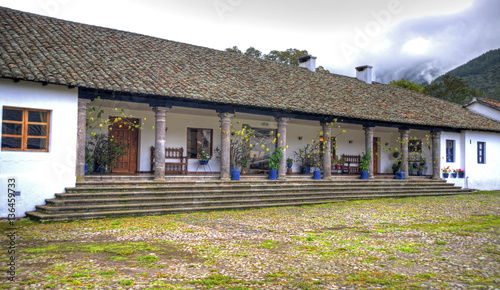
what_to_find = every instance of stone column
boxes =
[431,131,441,179]
[153,107,170,181]
[399,129,410,179]
[363,126,374,179]
[76,99,91,182]
[321,122,332,180]
[219,113,234,181]
[276,117,290,180]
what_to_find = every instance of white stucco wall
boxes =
[440,130,500,190]
[466,103,500,122]
[461,131,500,190]
[0,79,78,218]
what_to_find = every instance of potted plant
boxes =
[441,166,451,178]
[416,165,424,176]
[338,157,345,171]
[451,168,458,178]
[286,158,294,168]
[457,168,465,178]
[86,133,127,174]
[294,144,315,174]
[359,149,371,180]
[392,162,400,175]
[420,157,426,166]
[199,151,210,165]
[268,146,284,180]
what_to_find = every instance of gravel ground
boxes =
[1,192,499,289]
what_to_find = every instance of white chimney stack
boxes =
[299,56,317,72]
[355,65,373,84]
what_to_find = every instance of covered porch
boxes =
[76,93,443,182]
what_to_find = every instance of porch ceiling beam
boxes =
[79,88,459,133]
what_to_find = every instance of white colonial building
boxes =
[0,7,499,217]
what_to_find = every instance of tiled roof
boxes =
[1,7,499,132]
[465,97,500,112]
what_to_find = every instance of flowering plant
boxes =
[417,165,424,172]
[452,168,459,174]
[360,149,372,172]
[456,168,465,173]
[441,166,452,173]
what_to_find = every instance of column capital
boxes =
[218,112,234,122]
[399,128,410,137]
[152,106,171,114]
[275,117,290,126]
[431,130,442,138]
[363,125,375,133]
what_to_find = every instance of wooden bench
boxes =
[341,154,361,174]
[150,146,188,174]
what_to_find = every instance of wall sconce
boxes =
[319,136,324,142]
[349,140,353,144]
[385,142,389,146]
[298,136,303,140]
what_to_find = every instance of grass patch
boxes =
[24,241,164,257]
[190,274,243,287]
[135,255,160,264]
[347,271,407,286]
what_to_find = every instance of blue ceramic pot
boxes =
[313,170,321,180]
[360,171,368,179]
[231,170,240,181]
[269,169,278,180]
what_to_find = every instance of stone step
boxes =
[38,190,470,214]
[67,180,449,194]
[53,185,464,201]
[26,190,467,222]
[26,178,472,222]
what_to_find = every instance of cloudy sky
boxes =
[1,0,499,84]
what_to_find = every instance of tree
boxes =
[225,46,242,54]
[225,46,332,73]
[423,74,484,104]
[263,48,309,66]
[316,66,331,74]
[389,78,425,93]
[244,47,262,59]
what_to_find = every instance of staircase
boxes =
[26,178,473,222]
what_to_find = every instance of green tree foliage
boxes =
[389,78,425,93]
[315,66,331,74]
[225,46,331,73]
[424,74,484,105]
[263,48,309,66]
[432,48,500,101]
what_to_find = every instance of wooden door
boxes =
[373,137,379,174]
[109,117,139,173]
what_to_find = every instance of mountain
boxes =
[432,49,500,101]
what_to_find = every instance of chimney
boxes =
[299,55,317,72]
[355,65,373,84]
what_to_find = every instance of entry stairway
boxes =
[26,178,474,222]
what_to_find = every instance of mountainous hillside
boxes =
[432,49,500,101]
